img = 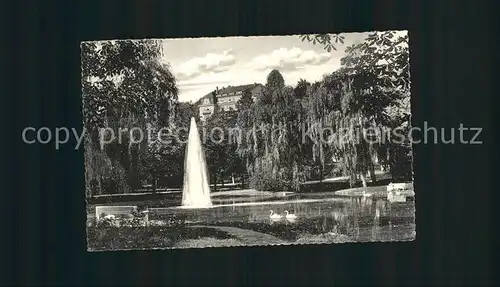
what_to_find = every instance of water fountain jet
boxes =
[181,117,212,208]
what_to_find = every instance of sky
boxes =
[160,33,372,103]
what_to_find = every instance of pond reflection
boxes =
[150,194,415,242]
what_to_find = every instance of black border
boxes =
[3,0,494,285]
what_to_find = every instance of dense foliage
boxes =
[82,39,179,196]
[230,31,412,190]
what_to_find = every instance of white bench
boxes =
[95,206,138,219]
[387,182,413,192]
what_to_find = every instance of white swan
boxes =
[284,210,297,219]
[269,210,282,220]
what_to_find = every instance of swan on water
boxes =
[269,210,282,220]
[284,210,297,219]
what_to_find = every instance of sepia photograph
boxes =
[82,31,415,251]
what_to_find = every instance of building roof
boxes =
[217,84,261,95]
[196,83,262,105]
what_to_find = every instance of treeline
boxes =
[82,39,191,197]
[203,31,412,192]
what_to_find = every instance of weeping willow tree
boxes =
[300,31,411,187]
[299,68,396,188]
[338,31,411,181]
[325,70,394,187]
[234,32,410,192]
[81,39,178,197]
[237,70,306,191]
[235,100,256,185]
[83,135,113,197]
[234,89,255,186]
[304,73,344,183]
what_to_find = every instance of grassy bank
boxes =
[87,222,237,251]
[334,185,415,198]
[87,173,394,205]
[87,225,353,250]
[86,216,355,251]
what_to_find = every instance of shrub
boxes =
[248,168,292,192]
[87,215,236,251]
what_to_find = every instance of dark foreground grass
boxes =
[87,223,237,251]
[87,224,353,250]
[86,216,357,251]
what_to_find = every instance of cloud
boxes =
[178,80,231,92]
[177,72,232,90]
[178,78,231,88]
[247,47,332,72]
[175,50,236,80]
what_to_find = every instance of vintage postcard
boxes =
[82,31,415,251]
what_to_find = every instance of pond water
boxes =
[149,194,416,243]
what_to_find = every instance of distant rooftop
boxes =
[216,84,261,95]
[196,83,262,105]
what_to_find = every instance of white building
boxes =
[198,84,263,121]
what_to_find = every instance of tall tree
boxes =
[294,78,311,100]
[302,31,411,186]
[236,89,254,111]
[265,69,285,92]
[303,75,341,186]
[203,109,239,191]
[81,39,179,196]
[138,101,195,192]
[237,70,307,192]
[235,90,256,187]
[340,31,411,181]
